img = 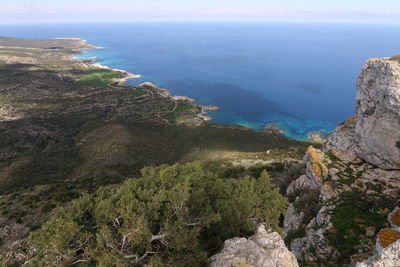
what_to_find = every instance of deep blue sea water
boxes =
[2,22,400,140]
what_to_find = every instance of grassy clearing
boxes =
[78,68,123,87]
[163,113,182,121]
[130,89,146,97]
[175,104,193,112]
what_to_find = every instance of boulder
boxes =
[304,146,328,187]
[286,174,315,195]
[209,225,299,267]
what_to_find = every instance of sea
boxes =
[2,22,400,140]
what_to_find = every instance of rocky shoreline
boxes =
[73,39,218,125]
[72,39,331,141]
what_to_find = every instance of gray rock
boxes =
[324,116,361,162]
[355,240,400,267]
[209,225,299,267]
[355,58,400,170]
[283,204,305,236]
[286,174,315,195]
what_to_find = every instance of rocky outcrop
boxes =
[355,57,400,170]
[285,137,400,265]
[325,116,361,162]
[284,57,400,266]
[325,56,400,170]
[209,225,298,267]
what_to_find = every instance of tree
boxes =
[29,162,288,266]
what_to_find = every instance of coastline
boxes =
[70,39,142,86]
[73,39,219,124]
[72,38,327,142]
[91,63,141,85]
[198,105,219,121]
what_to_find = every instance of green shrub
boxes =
[29,162,288,266]
[39,202,56,213]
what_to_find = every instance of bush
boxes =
[29,162,288,266]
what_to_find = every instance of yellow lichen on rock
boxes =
[306,146,325,163]
[346,115,357,124]
[304,146,328,184]
[377,228,400,248]
[389,208,400,228]
[307,162,323,180]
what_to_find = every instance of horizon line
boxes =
[1,20,400,26]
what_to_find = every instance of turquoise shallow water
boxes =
[2,22,400,140]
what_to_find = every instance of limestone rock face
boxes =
[209,225,299,267]
[286,174,315,196]
[283,204,304,236]
[324,116,361,162]
[355,57,400,170]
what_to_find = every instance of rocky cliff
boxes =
[284,56,400,266]
[211,56,400,267]
[355,58,400,170]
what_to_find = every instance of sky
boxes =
[1,0,400,24]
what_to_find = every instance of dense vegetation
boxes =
[28,162,288,266]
